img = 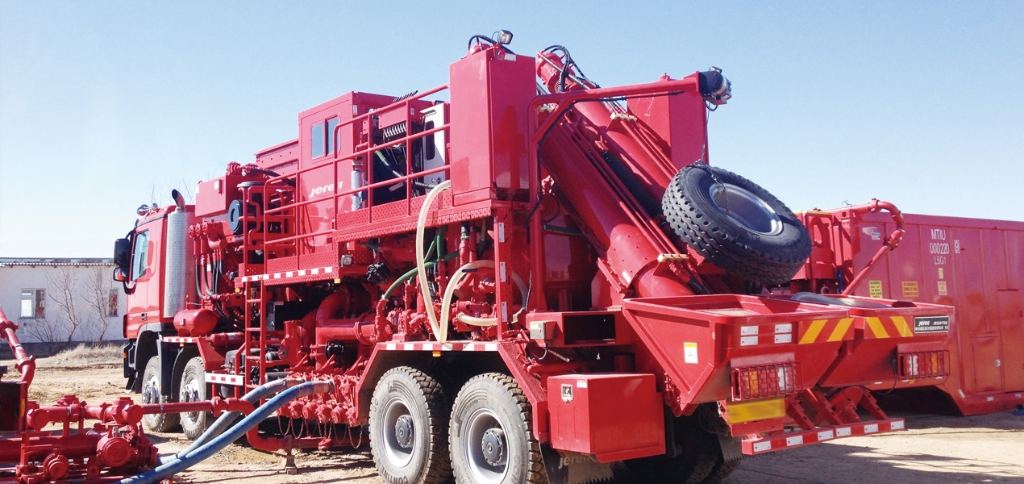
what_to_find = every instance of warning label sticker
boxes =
[938,281,948,296]
[914,316,950,333]
[684,342,698,364]
[869,280,883,298]
[902,281,919,298]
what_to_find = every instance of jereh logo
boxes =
[308,182,341,199]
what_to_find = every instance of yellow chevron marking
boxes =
[827,318,855,342]
[800,320,828,344]
[866,317,890,338]
[891,316,914,337]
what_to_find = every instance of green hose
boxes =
[381,250,458,301]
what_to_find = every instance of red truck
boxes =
[110,33,948,484]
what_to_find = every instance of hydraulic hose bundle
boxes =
[123,379,334,484]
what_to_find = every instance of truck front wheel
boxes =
[179,357,212,440]
[141,357,179,432]
[449,374,545,484]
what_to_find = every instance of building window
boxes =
[108,289,119,317]
[20,289,45,318]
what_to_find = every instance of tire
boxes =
[140,357,179,432]
[625,413,718,484]
[699,436,742,484]
[662,164,811,285]
[369,367,452,484]
[449,374,545,484]
[179,357,212,440]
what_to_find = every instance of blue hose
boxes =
[159,378,302,464]
[122,380,333,484]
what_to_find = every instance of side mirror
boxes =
[113,238,131,271]
[112,267,128,282]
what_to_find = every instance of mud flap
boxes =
[123,341,136,392]
[541,444,615,484]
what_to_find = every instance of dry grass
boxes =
[2,343,123,380]
[33,343,123,369]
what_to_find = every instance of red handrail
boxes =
[0,307,35,386]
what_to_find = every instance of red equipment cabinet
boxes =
[449,46,535,204]
[547,374,664,462]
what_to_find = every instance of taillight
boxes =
[898,350,949,379]
[731,363,798,401]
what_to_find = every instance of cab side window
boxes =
[132,231,150,281]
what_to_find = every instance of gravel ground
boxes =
[5,355,1022,483]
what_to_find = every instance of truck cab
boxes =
[113,198,196,392]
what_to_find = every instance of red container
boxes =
[831,212,1024,414]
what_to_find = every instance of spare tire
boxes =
[662,164,811,285]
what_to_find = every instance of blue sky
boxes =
[1,1,1021,257]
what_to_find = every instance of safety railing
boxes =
[254,86,451,271]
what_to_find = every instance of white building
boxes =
[0,258,125,343]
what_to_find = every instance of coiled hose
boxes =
[122,380,333,484]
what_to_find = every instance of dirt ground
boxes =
[4,351,1023,483]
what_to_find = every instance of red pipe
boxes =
[840,199,905,296]
[0,433,100,462]
[138,396,254,417]
[315,291,375,346]
[26,396,255,430]
[0,307,35,386]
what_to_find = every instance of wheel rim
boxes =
[464,409,508,483]
[142,374,160,406]
[180,376,202,425]
[709,183,783,235]
[381,397,415,467]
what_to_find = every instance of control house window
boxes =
[20,289,45,318]
[311,122,324,159]
[310,117,340,160]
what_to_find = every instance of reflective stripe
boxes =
[827,318,855,342]
[891,316,914,337]
[800,320,827,344]
[866,317,890,338]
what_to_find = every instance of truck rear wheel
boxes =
[179,357,212,440]
[662,164,811,285]
[624,413,719,484]
[141,357,179,432]
[449,374,545,484]
[369,367,452,484]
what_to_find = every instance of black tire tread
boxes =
[370,366,453,484]
[700,457,740,484]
